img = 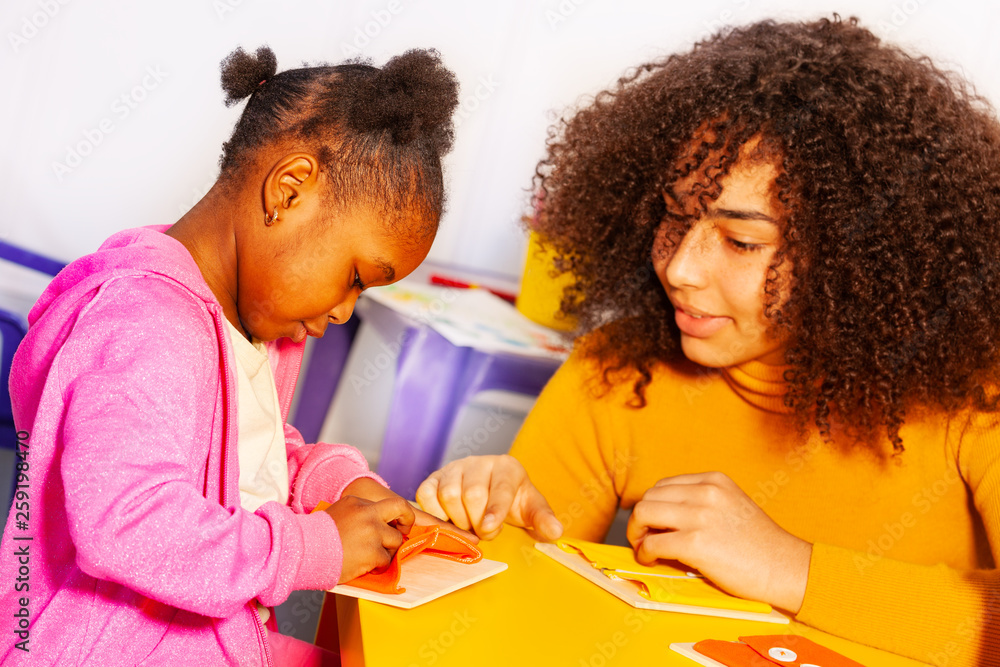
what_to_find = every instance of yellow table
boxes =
[319,527,927,666]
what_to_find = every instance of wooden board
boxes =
[535,543,788,624]
[331,555,508,609]
[669,643,729,667]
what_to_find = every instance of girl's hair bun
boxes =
[349,49,459,152]
[220,46,278,107]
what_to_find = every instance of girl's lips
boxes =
[291,322,309,343]
[673,306,730,338]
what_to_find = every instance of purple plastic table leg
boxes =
[376,325,561,499]
[376,327,471,498]
[289,317,360,444]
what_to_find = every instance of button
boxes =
[768,647,798,662]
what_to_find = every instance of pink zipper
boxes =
[251,603,274,667]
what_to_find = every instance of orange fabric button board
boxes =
[346,524,482,594]
[692,635,866,667]
[312,501,482,595]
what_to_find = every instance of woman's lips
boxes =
[673,305,730,338]
[291,322,309,343]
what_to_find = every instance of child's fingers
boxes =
[375,496,416,527]
[378,520,407,556]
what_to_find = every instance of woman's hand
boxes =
[416,455,563,541]
[324,494,414,583]
[626,471,812,613]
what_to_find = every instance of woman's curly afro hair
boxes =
[533,16,1000,451]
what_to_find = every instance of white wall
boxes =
[2,0,998,315]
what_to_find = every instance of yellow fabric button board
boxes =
[536,538,788,624]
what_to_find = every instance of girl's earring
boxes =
[265,207,279,226]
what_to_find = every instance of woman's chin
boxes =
[680,335,788,368]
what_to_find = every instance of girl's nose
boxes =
[327,293,359,326]
[664,222,709,290]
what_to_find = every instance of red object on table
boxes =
[428,274,518,304]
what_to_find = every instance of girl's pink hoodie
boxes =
[0,226,383,665]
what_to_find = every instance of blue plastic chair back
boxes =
[0,242,65,512]
[0,311,28,428]
[0,240,66,276]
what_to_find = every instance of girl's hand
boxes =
[626,471,812,613]
[416,455,563,541]
[339,477,479,543]
[325,495,415,583]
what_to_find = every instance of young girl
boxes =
[1,46,460,665]
[418,17,1000,666]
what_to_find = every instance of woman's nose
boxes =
[664,223,709,290]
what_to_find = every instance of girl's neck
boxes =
[165,181,248,338]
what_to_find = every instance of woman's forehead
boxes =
[664,133,787,223]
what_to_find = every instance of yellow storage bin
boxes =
[516,231,577,332]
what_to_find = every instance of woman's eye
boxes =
[353,270,365,290]
[727,238,764,253]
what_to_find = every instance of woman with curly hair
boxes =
[418,16,1000,665]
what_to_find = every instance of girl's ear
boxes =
[262,153,321,219]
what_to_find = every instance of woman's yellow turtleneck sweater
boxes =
[509,350,999,666]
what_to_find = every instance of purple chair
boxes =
[371,306,562,500]
[0,241,66,507]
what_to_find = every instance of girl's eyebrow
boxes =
[375,258,395,282]
[709,207,778,224]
